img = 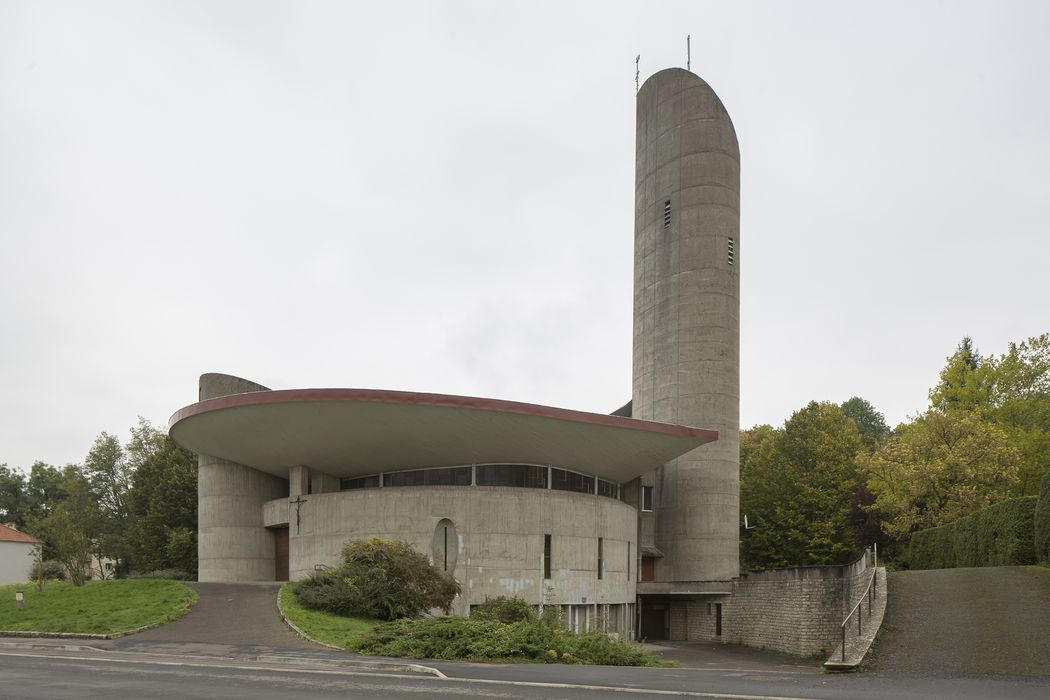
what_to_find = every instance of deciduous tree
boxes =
[126,431,198,574]
[840,397,890,450]
[859,410,1020,539]
[29,467,97,586]
[740,402,864,569]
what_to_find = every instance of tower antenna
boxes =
[687,35,691,71]
[635,55,640,91]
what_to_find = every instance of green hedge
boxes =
[1035,472,1050,564]
[906,497,1038,570]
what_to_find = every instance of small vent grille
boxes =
[663,200,671,229]
[728,236,735,266]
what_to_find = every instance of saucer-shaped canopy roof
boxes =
[169,388,717,483]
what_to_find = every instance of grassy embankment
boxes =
[280,583,670,666]
[0,579,197,635]
[278,582,378,648]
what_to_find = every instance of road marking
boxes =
[0,651,434,681]
[0,650,824,700]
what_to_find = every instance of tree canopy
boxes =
[3,419,198,579]
[740,332,1048,568]
[740,402,863,568]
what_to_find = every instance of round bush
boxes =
[294,537,460,620]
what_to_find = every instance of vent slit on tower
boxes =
[663,200,671,229]
[728,236,735,265]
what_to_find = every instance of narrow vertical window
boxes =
[641,485,654,512]
[597,538,604,580]
[543,534,552,579]
[727,236,735,266]
[663,200,671,229]
[433,519,457,572]
[627,541,631,581]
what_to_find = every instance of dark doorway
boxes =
[640,601,668,640]
[641,556,655,582]
[274,527,289,581]
[715,602,722,636]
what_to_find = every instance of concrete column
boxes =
[198,454,289,581]
[632,68,740,583]
[196,373,289,582]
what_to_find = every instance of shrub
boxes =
[349,614,665,666]
[31,560,66,581]
[473,596,536,623]
[1035,471,1050,563]
[906,496,1038,569]
[294,537,460,621]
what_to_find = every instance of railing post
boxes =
[842,625,846,662]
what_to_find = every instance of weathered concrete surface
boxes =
[632,67,740,584]
[198,455,288,582]
[867,566,1050,677]
[266,486,637,617]
[197,373,289,583]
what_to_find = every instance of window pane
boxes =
[641,485,653,511]
[597,479,619,499]
[384,466,471,487]
[550,468,595,495]
[340,474,380,490]
[476,464,547,488]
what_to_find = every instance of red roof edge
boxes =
[0,523,39,544]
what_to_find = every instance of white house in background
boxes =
[0,523,38,584]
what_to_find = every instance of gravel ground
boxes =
[867,566,1050,677]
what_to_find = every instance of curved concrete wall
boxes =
[199,454,288,581]
[263,486,638,616]
[198,372,270,401]
[197,373,289,582]
[633,68,740,582]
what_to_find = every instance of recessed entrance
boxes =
[640,600,669,640]
[273,527,289,581]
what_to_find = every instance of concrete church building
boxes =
[170,68,741,638]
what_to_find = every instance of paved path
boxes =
[104,582,319,656]
[866,566,1050,677]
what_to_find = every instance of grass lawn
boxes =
[279,583,378,649]
[0,579,197,635]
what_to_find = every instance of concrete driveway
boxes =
[104,582,319,657]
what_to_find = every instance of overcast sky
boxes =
[2,1,1048,471]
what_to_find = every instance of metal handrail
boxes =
[839,543,878,663]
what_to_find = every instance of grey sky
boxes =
[2,1,1048,471]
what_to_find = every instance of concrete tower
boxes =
[632,68,740,584]
[196,373,288,582]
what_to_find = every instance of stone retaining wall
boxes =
[669,550,874,656]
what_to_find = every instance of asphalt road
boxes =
[3,574,1049,699]
[1,644,1049,700]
